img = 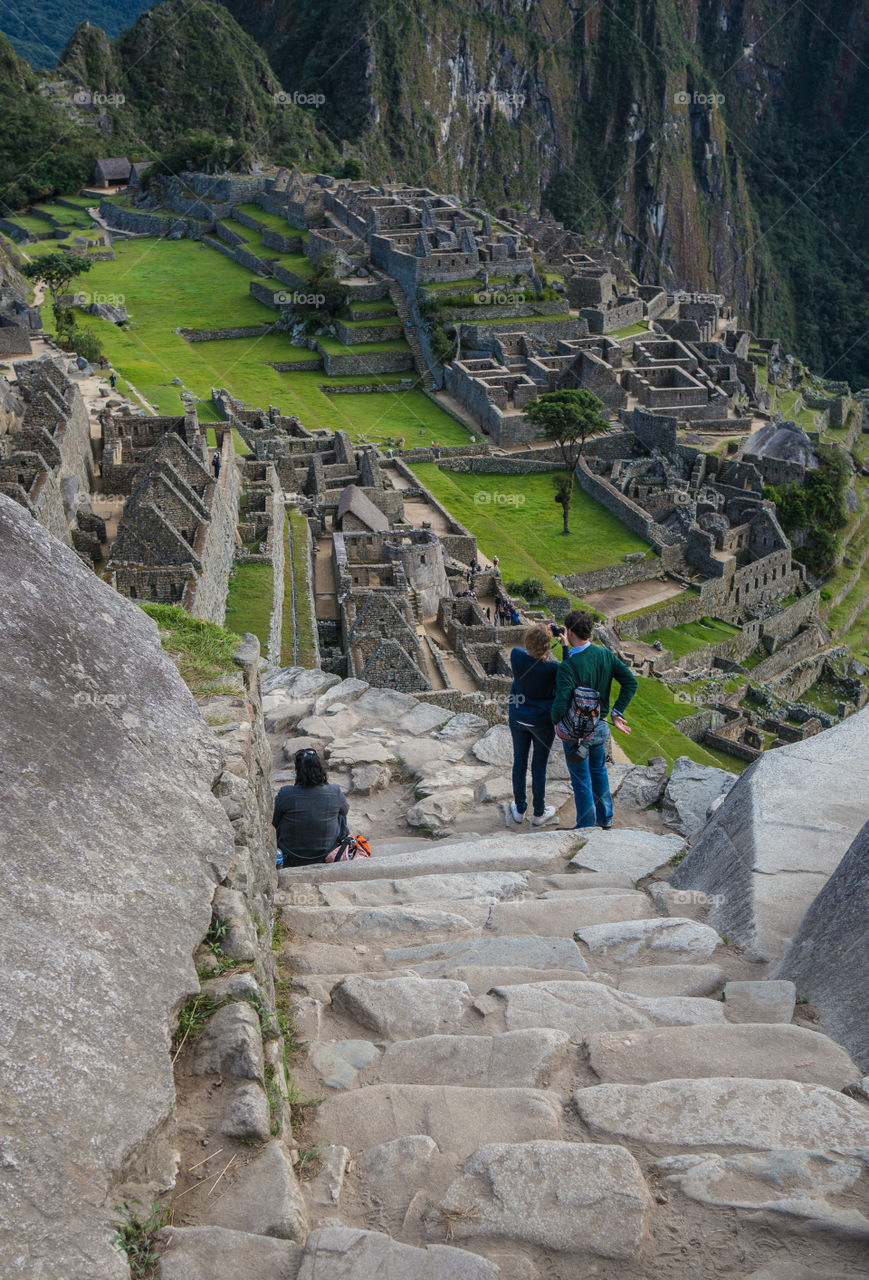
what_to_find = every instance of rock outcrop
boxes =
[669,709,869,961]
[0,495,236,1278]
[776,818,869,1072]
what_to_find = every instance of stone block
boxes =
[723,979,796,1024]
[330,975,471,1039]
[296,1227,499,1280]
[190,999,265,1083]
[155,1226,301,1280]
[569,829,685,880]
[575,1077,869,1154]
[576,916,721,963]
[198,1141,307,1240]
[435,1141,650,1257]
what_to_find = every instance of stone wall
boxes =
[190,432,242,624]
[333,319,406,345]
[575,457,664,550]
[459,316,590,346]
[180,324,274,343]
[558,555,663,596]
[0,322,32,355]
[319,347,414,376]
[437,456,562,475]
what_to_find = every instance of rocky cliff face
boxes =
[221,0,869,386]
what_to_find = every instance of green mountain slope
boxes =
[219,0,869,387]
[0,0,150,70]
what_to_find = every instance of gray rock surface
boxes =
[618,964,727,998]
[197,1139,307,1240]
[777,817,869,1071]
[191,1003,265,1080]
[616,757,669,808]
[0,496,235,1280]
[486,891,655,936]
[575,1078,869,1154]
[296,1227,500,1280]
[397,703,455,735]
[576,916,721,962]
[438,712,490,738]
[222,1081,273,1141]
[318,870,528,909]
[670,709,869,961]
[383,934,587,974]
[280,902,484,944]
[331,976,471,1038]
[309,1040,381,1090]
[661,757,737,840]
[357,1135,441,1204]
[654,1149,869,1237]
[723,979,796,1024]
[351,764,391,794]
[360,1029,571,1087]
[585,1023,859,1088]
[406,789,475,828]
[155,1226,301,1280]
[569,829,685,879]
[316,1085,562,1159]
[354,687,419,721]
[435,1141,650,1257]
[493,981,725,1037]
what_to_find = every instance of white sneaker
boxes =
[531,805,557,827]
[508,801,526,825]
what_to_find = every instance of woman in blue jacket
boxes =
[507,623,565,827]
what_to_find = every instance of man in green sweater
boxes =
[550,610,637,829]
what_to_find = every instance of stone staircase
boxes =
[389,281,436,385]
[270,828,869,1279]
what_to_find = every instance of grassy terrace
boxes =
[347,298,396,316]
[621,675,748,772]
[316,335,407,355]
[233,203,308,238]
[612,321,649,339]
[647,617,741,657]
[139,603,241,697]
[410,463,652,598]
[224,561,274,654]
[7,215,477,443]
[282,509,317,666]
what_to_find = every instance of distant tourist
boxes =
[434,444,442,459]
[273,749,349,867]
[506,624,565,829]
[550,610,637,830]
[109,372,116,389]
[397,436,404,449]
[492,555,499,571]
[212,451,221,478]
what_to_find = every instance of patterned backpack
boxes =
[555,684,601,745]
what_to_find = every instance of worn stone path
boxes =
[270,826,869,1278]
[153,666,869,1280]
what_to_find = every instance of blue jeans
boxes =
[563,720,613,828]
[510,717,555,817]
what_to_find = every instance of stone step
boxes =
[618,963,727,998]
[431,1141,650,1259]
[277,830,577,884]
[357,1029,573,1089]
[485,980,727,1039]
[576,916,722,964]
[380,934,589,976]
[294,869,531,909]
[330,975,472,1039]
[316,1084,563,1159]
[294,965,594,1002]
[297,1227,499,1280]
[574,1078,869,1155]
[585,1023,860,1089]
[280,901,489,944]
[569,827,686,879]
[485,890,656,936]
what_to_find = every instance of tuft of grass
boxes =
[140,604,242,697]
[114,1200,168,1279]
[172,994,221,1054]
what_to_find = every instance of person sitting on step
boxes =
[272,748,349,868]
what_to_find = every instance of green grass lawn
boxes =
[648,617,741,657]
[410,463,653,595]
[224,561,274,654]
[233,204,302,236]
[347,298,396,316]
[19,234,472,440]
[316,335,408,355]
[612,321,649,339]
[620,675,748,772]
[282,510,317,666]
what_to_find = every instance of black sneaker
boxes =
[597,820,613,830]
